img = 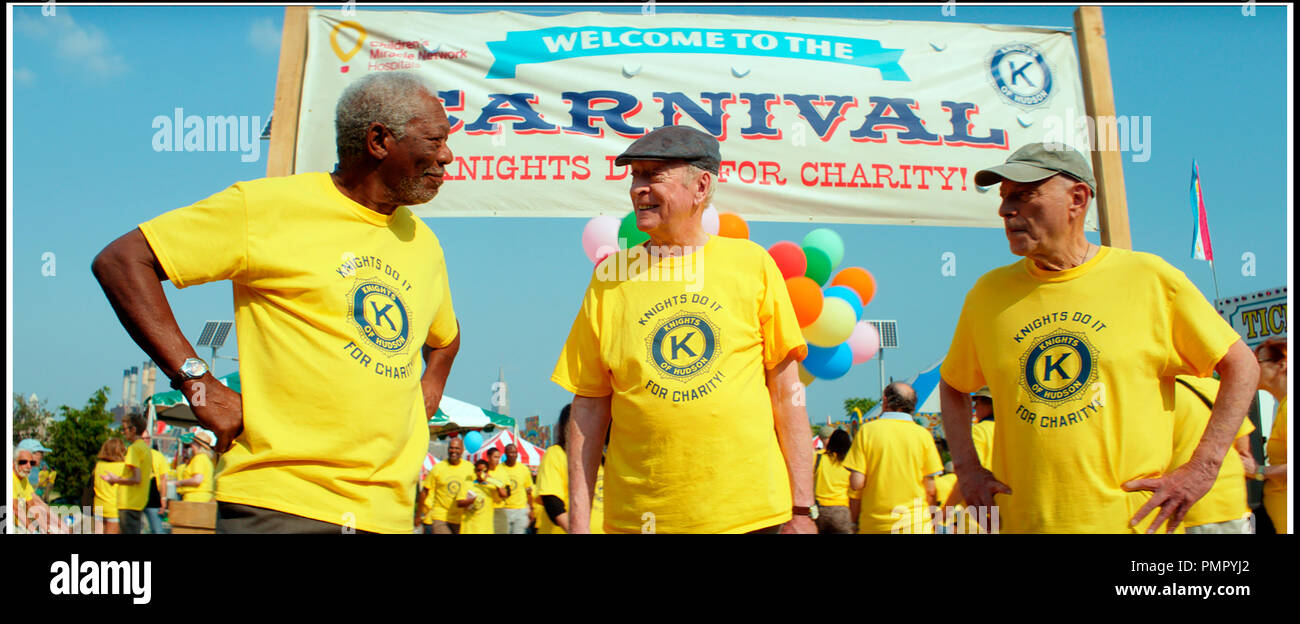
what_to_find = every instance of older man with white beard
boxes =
[553,125,815,534]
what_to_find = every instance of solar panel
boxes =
[196,321,234,348]
[866,320,899,349]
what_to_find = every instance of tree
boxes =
[46,386,118,504]
[13,393,54,445]
[843,397,878,421]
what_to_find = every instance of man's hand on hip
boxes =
[955,465,1011,509]
[1123,459,1218,534]
[780,515,817,534]
[185,376,244,453]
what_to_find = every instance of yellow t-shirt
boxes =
[178,453,216,503]
[535,445,568,534]
[844,416,944,534]
[941,246,1242,533]
[150,449,170,496]
[1265,396,1288,533]
[814,453,851,508]
[118,439,153,512]
[420,459,475,524]
[92,461,124,519]
[970,419,995,469]
[458,479,505,534]
[551,236,808,533]
[934,473,958,509]
[1169,376,1253,527]
[36,467,56,493]
[590,465,606,534]
[13,471,36,504]
[139,172,459,534]
[492,461,534,510]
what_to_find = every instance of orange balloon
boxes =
[831,267,876,307]
[785,276,824,327]
[717,213,749,239]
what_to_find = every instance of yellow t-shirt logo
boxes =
[646,313,721,381]
[1020,330,1098,406]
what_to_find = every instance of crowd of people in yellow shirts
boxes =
[416,405,607,534]
[89,414,218,534]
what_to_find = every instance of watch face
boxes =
[181,359,208,378]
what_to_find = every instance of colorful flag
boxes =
[1190,160,1214,261]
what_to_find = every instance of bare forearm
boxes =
[939,380,980,474]
[1189,342,1260,471]
[91,229,198,381]
[768,358,814,507]
[567,394,610,534]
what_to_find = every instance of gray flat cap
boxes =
[614,125,721,174]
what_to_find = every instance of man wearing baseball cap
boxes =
[937,142,1258,533]
[19,439,56,499]
[553,125,815,533]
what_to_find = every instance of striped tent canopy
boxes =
[467,429,545,468]
[430,395,514,434]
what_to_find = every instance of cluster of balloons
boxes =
[768,229,880,384]
[580,205,751,264]
[578,213,880,384]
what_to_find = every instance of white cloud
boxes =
[15,68,36,85]
[15,9,128,80]
[248,18,281,56]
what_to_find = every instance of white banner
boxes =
[296,9,1096,229]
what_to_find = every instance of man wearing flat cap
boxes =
[937,143,1258,533]
[552,125,816,533]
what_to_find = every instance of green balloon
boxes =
[802,228,845,270]
[804,247,833,285]
[618,211,649,249]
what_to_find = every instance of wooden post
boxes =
[1073,6,1132,249]
[266,6,311,178]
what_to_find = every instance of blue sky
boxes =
[9,4,1290,430]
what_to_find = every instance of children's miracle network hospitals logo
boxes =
[484,27,910,80]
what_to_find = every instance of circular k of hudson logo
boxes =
[1019,330,1098,406]
[646,312,721,382]
[988,43,1055,108]
[347,279,411,355]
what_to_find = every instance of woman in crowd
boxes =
[814,428,855,534]
[173,429,218,502]
[1255,338,1288,533]
[92,438,127,534]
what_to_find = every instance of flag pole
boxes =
[1208,259,1222,304]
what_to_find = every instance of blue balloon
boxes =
[464,430,483,454]
[802,343,853,380]
[822,286,863,321]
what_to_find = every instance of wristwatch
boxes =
[1254,467,1267,482]
[793,505,819,520]
[170,357,210,390]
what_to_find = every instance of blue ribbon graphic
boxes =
[485,27,909,81]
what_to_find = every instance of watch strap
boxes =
[791,505,814,517]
